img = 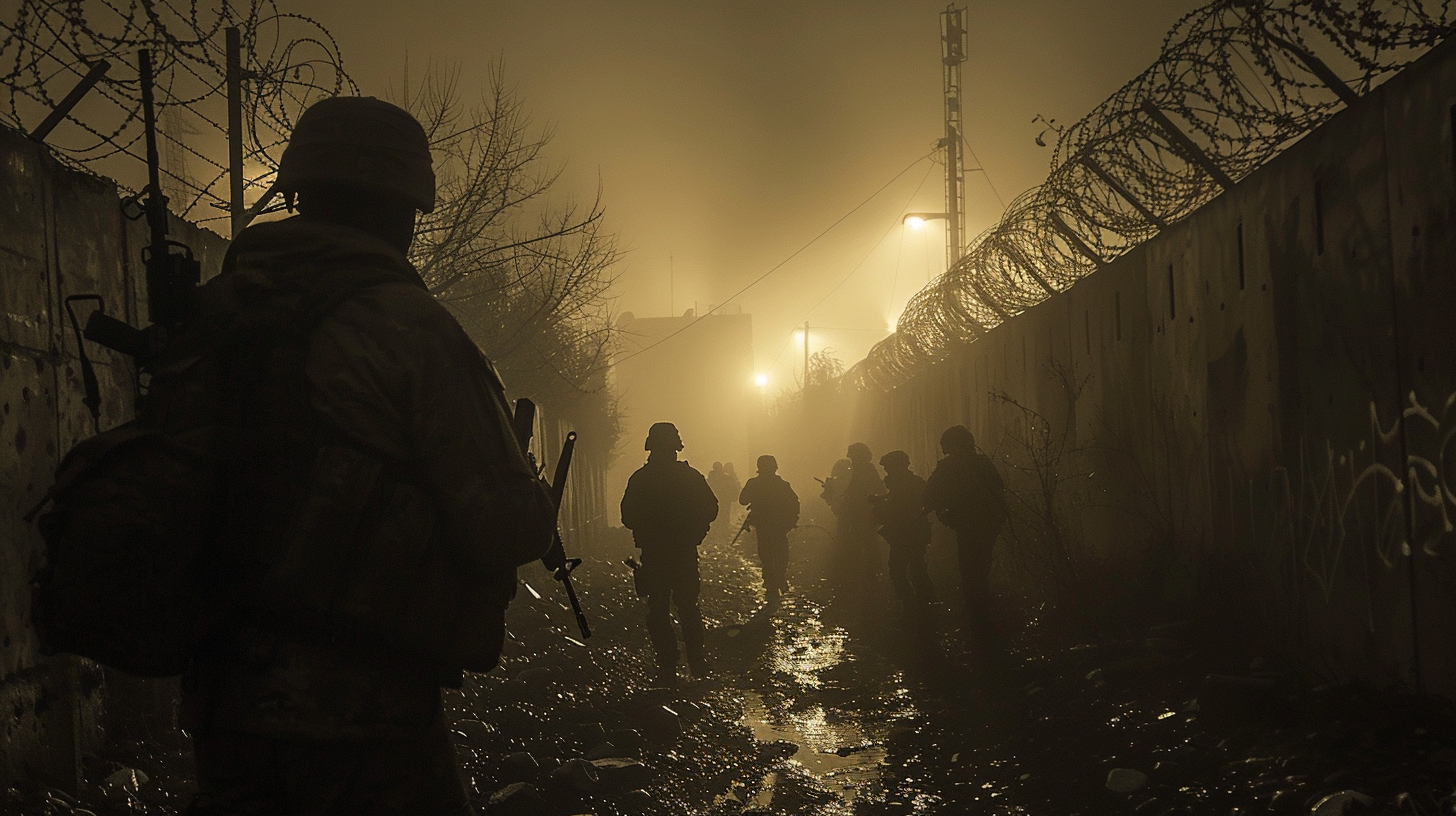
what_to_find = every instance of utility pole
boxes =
[226,27,245,237]
[803,321,810,388]
[941,5,968,269]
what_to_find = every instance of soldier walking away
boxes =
[834,442,886,581]
[873,450,935,610]
[620,422,720,686]
[183,97,556,814]
[722,461,743,530]
[738,454,801,607]
[707,461,732,541]
[924,425,1010,656]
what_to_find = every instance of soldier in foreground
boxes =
[184,98,556,813]
[738,454,801,607]
[924,425,1009,654]
[873,450,935,610]
[620,422,720,685]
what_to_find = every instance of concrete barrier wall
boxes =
[777,37,1456,694]
[0,124,229,788]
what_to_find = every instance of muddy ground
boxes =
[8,522,1456,815]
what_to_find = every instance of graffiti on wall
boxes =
[1266,390,1455,606]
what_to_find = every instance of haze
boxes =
[292,0,1204,390]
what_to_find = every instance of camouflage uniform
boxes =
[925,427,1008,652]
[738,464,800,600]
[620,445,718,678]
[183,215,552,814]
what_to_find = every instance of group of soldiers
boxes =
[54,94,1011,811]
[619,421,1010,687]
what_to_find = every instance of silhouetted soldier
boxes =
[873,450,934,608]
[707,461,732,541]
[924,425,1009,653]
[620,422,719,685]
[722,461,742,530]
[738,454,801,606]
[835,442,885,579]
[183,97,555,814]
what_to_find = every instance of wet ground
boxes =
[9,523,1456,815]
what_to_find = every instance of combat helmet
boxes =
[276,96,436,213]
[847,442,873,463]
[940,425,976,455]
[645,422,684,452]
[879,450,910,470]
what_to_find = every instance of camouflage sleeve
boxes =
[307,282,554,574]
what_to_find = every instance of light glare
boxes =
[754,373,769,388]
[905,215,926,230]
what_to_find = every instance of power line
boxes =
[615,150,933,364]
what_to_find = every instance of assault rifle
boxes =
[69,50,201,417]
[511,398,592,639]
[728,515,752,547]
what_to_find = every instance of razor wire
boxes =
[846,0,1456,392]
[0,0,354,227]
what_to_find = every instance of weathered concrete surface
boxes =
[767,37,1456,695]
[0,124,227,789]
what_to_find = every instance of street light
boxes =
[754,373,769,388]
[903,212,950,230]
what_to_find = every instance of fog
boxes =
[291,0,1203,392]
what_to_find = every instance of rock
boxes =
[1309,790,1373,816]
[499,751,539,782]
[486,782,549,816]
[103,767,149,789]
[591,757,654,790]
[625,704,681,745]
[548,757,600,792]
[515,666,558,685]
[617,789,655,814]
[672,701,705,724]
[603,729,645,752]
[757,739,799,760]
[584,739,640,760]
[1106,768,1150,794]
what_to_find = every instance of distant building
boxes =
[609,309,756,523]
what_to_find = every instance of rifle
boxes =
[728,514,752,547]
[79,50,201,370]
[511,398,591,639]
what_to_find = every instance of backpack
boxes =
[26,267,397,677]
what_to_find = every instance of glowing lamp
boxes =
[754,373,769,388]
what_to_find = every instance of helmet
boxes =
[645,422,684,452]
[941,425,976,455]
[879,450,910,470]
[756,454,778,473]
[847,442,872,463]
[277,97,435,213]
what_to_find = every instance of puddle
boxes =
[741,690,885,801]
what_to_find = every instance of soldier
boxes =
[835,442,886,580]
[873,450,934,609]
[706,461,733,542]
[738,454,801,606]
[620,422,719,685]
[183,97,556,814]
[721,461,743,530]
[924,425,1009,653]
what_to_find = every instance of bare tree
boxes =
[398,63,620,419]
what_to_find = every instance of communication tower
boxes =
[941,5,968,268]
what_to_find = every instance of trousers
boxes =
[953,520,1005,652]
[756,528,790,593]
[884,526,934,604]
[640,546,704,670]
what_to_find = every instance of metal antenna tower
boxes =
[941,4,968,268]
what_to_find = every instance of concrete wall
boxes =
[779,37,1456,694]
[0,123,228,788]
